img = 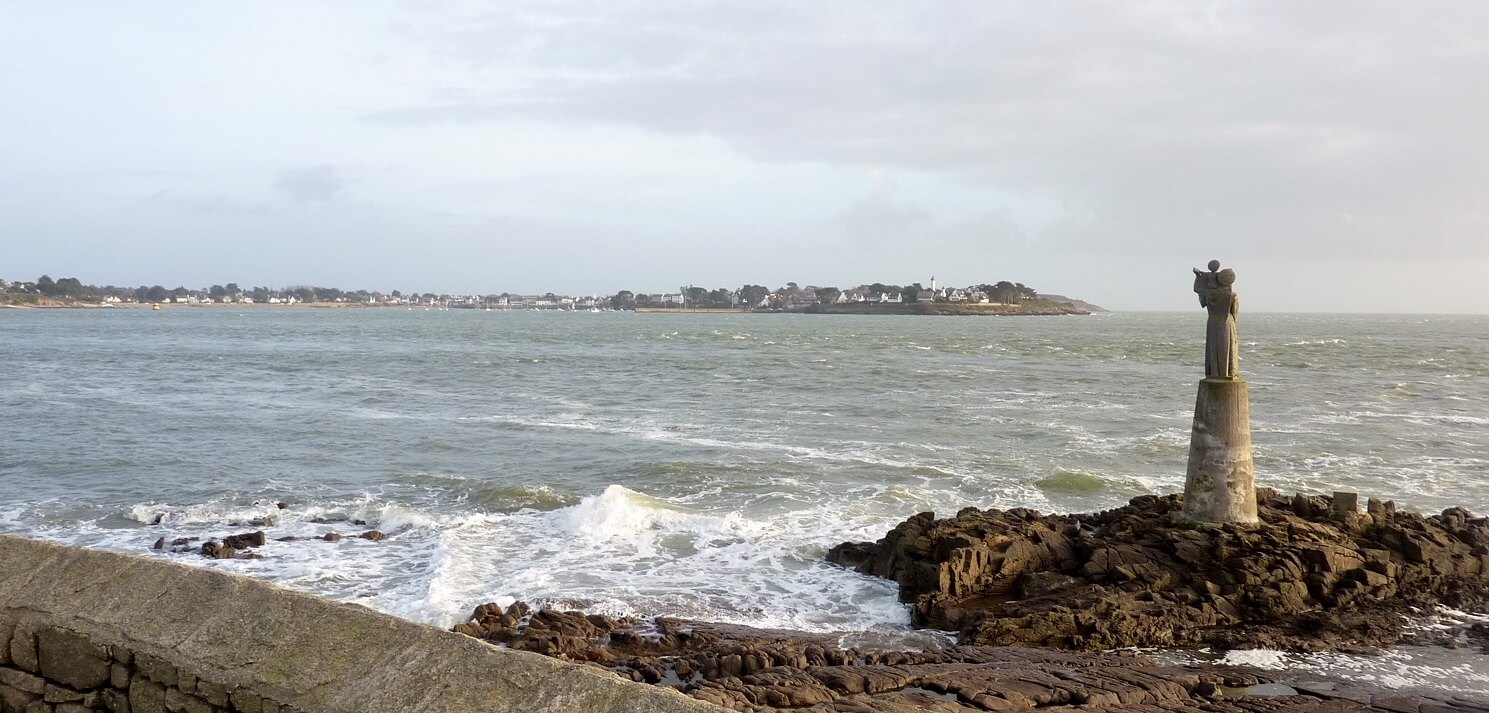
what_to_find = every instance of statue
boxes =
[1194,260,1238,379]
[1182,258,1256,524]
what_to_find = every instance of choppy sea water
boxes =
[2,309,1487,693]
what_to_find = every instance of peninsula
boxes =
[1,274,1101,314]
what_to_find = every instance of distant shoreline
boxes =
[799,300,1090,316]
[2,299,1094,315]
[633,306,748,314]
[2,300,396,309]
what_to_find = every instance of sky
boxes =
[2,1,1488,312]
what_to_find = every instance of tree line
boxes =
[607,281,1040,309]
[0,276,419,305]
[3,274,1043,309]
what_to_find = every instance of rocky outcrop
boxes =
[148,524,388,558]
[827,490,1489,652]
[454,602,1489,712]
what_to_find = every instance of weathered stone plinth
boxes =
[1183,377,1258,524]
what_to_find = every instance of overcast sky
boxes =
[3,2,1487,312]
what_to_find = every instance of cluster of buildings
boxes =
[449,295,610,310]
[5,275,1037,311]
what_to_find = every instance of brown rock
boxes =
[452,600,1481,712]
[36,627,110,690]
[222,531,266,549]
[199,541,237,559]
[10,621,39,672]
[129,676,164,713]
[0,667,46,694]
[358,530,385,542]
[826,492,1489,652]
[0,685,39,713]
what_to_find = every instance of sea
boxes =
[2,308,1487,695]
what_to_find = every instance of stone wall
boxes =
[0,535,720,713]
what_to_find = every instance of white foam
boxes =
[1217,649,1288,669]
[73,483,928,636]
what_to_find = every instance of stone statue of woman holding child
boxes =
[1192,260,1240,379]
[1183,259,1256,525]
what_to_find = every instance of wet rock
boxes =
[452,601,1488,712]
[161,536,199,554]
[222,531,266,549]
[358,530,385,542]
[827,490,1489,652]
[321,532,341,542]
[276,501,289,509]
[199,541,236,559]
[1019,571,1080,599]
[152,537,164,550]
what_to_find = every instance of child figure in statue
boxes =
[1192,259,1221,305]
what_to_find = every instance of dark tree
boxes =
[738,285,770,307]
[54,277,84,298]
[706,288,730,306]
[992,281,1018,304]
[867,283,899,300]
[610,290,635,310]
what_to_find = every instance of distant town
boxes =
[1,275,1097,314]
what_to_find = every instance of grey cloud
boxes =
[831,194,933,245]
[273,165,345,203]
[140,189,271,218]
[376,1,1489,260]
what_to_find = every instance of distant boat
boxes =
[152,303,161,311]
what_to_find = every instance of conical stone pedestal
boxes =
[1182,377,1258,524]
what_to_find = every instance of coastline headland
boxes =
[629,300,1092,316]
[799,300,1090,316]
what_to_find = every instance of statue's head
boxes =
[1217,268,1236,286]
[1207,259,1221,272]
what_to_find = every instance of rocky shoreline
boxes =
[826,489,1489,653]
[453,602,1488,712]
[453,490,1489,711]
